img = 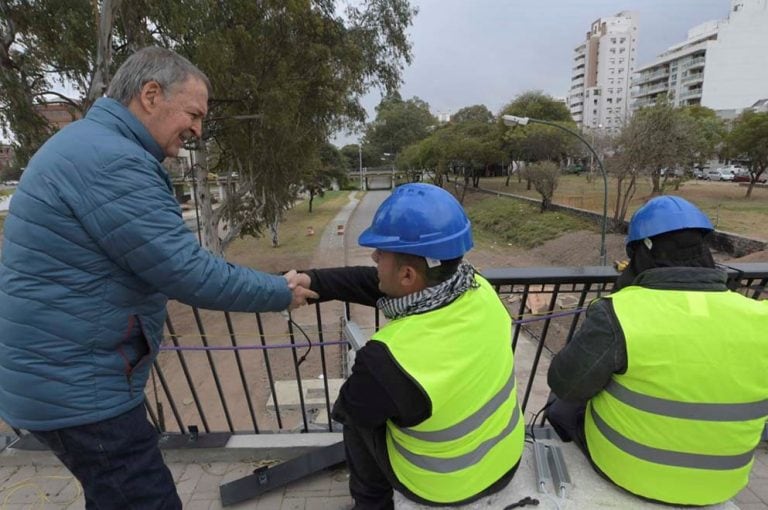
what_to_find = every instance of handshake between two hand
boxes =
[283,270,319,310]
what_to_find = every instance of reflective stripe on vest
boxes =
[590,406,755,471]
[391,371,519,473]
[605,380,768,422]
[396,368,516,442]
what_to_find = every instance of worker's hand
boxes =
[614,259,629,272]
[283,270,318,310]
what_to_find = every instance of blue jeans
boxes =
[31,403,181,510]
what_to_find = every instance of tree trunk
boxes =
[651,168,661,194]
[84,0,120,112]
[308,190,315,213]
[193,151,223,255]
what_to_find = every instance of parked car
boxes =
[732,172,767,184]
[691,168,706,180]
[705,168,736,181]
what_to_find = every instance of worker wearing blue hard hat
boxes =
[546,195,768,506]
[295,183,524,508]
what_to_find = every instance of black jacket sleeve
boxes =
[306,266,383,307]
[332,341,431,429]
[547,298,627,402]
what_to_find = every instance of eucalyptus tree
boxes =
[364,93,437,160]
[0,0,417,254]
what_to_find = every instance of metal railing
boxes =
[6,264,768,447]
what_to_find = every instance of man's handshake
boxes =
[283,270,317,310]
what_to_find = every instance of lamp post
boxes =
[502,115,608,266]
[357,143,364,191]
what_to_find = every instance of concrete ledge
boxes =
[0,432,343,467]
[394,439,739,510]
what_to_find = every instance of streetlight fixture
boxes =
[502,114,608,266]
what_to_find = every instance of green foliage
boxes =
[500,91,578,164]
[501,91,572,122]
[726,110,768,197]
[451,104,493,124]
[365,93,437,158]
[468,197,593,249]
[1,0,416,241]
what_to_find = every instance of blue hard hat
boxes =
[359,183,473,259]
[627,195,713,245]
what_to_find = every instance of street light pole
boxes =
[358,143,364,191]
[502,115,608,266]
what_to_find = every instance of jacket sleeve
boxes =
[547,299,627,402]
[332,341,430,428]
[78,156,291,312]
[306,266,383,306]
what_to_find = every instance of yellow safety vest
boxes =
[585,286,768,505]
[373,275,524,503]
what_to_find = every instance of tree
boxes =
[1,0,417,255]
[618,102,700,196]
[0,0,145,169]
[451,104,493,124]
[527,161,560,212]
[500,91,577,189]
[727,110,768,199]
[609,102,713,226]
[364,93,436,159]
[302,143,347,213]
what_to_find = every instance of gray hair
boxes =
[106,46,212,105]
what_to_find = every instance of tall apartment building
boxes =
[568,11,638,132]
[632,0,768,112]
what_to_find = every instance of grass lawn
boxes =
[225,190,356,272]
[464,192,595,249]
[478,175,768,240]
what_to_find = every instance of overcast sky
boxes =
[334,0,731,146]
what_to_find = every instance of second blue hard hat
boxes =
[358,183,473,259]
[627,195,713,244]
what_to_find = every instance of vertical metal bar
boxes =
[755,277,767,300]
[191,308,234,432]
[565,282,593,343]
[151,362,187,434]
[286,317,309,432]
[256,313,282,429]
[314,303,333,431]
[521,284,560,412]
[224,311,259,433]
[165,315,208,432]
[512,285,530,351]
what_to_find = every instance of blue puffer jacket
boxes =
[0,98,292,431]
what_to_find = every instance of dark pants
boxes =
[343,423,518,509]
[544,395,589,456]
[31,403,181,510]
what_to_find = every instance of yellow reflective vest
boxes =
[585,286,768,505]
[372,275,524,504]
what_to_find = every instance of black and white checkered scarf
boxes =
[377,261,479,320]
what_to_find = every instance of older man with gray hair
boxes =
[0,47,315,509]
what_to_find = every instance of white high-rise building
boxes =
[632,0,768,112]
[568,11,638,132]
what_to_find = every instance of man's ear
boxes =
[139,80,163,112]
[399,264,426,292]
